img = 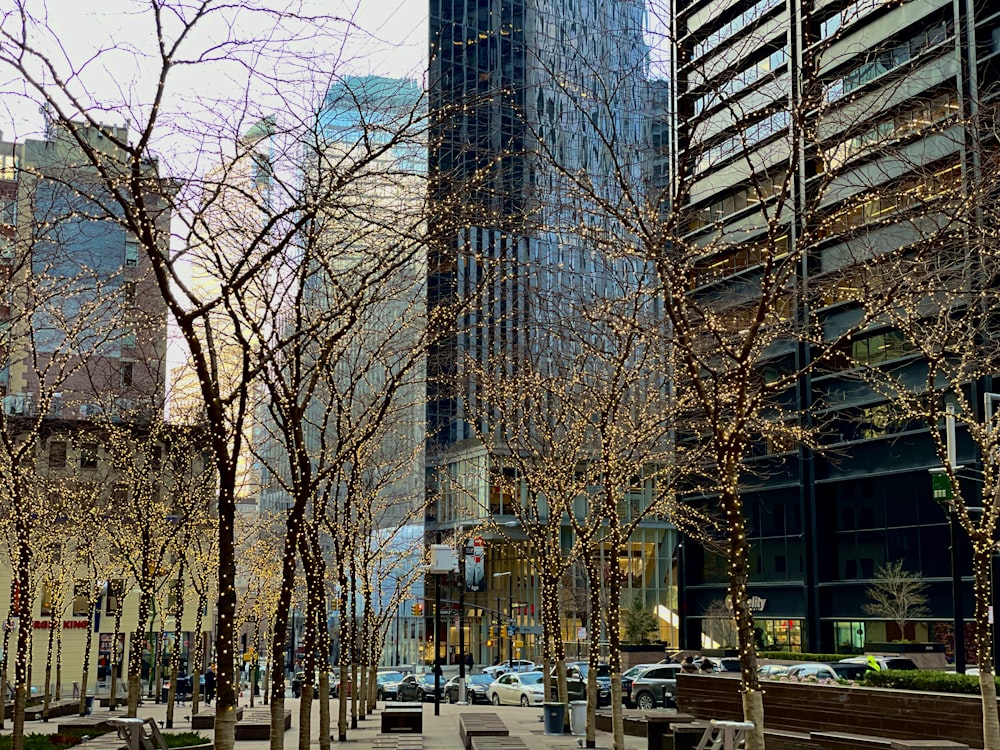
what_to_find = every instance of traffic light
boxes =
[488,626,496,639]
[411,602,424,616]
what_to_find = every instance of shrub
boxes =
[862,669,997,695]
[162,733,209,749]
[0,730,92,750]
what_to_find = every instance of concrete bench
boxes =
[190,706,244,730]
[381,704,423,734]
[459,712,509,750]
[234,708,290,740]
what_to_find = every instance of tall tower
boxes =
[427,0,649,447]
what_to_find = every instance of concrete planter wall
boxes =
[676,673,997,748]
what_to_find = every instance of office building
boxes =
[426,0,677,665]
[671,0,999,653]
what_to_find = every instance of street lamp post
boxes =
[493,571,513,670]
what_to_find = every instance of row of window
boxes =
[687,176,787,232]
[691,0,783,60]
[696,110,790,175]
[693,47,788,116]
[818,0,884,41]
[821,91,959,172]
[47,439,160,470]
[820,163,962,236]
[696,234,789,284]
[825,21,950,103]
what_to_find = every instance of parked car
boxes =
[397,673,443,702]
[629,663,684,710]
[482,659,536,678]
[444,673,495,704]
[622,663,662,707]
[550,663,611,706]
[784,662,871,681]
[376,670,405,701]
[839,656,918,671]
[331,676,351,698]
[487,670,546,706]
[757,664,788,678]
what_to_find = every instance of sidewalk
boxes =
[0,694,652,750]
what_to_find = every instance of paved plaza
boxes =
[0,693,652,750]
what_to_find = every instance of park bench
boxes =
[469,737,527,750]
[373,736,423,750]
[459,712,509,750]
[380,702,423,734]
[810,732,969,750]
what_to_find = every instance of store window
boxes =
[72,583,90,616]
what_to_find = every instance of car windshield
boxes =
[469,674,494,685]
[520,673,543,685]
[830,664,869,679]
[623,665,652,678]
[418,674,437,685]
[378,672,403,683]
[575,664,610,678]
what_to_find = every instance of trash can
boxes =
[569,700,587,735]
[543,702,566,735]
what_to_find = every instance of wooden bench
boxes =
[469,738,528,750]
[372,736,423,750]
[459,713,509,750]
[380,703,423,734]
[811,732,961,750]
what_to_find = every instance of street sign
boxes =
[506,625,514,638]
[931,471,953,501]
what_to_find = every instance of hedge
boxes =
[862,669,998,695]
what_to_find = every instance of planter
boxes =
[865,642,946,653]
[676,672,996,748]
[700,649,738,658]
[168,743,213,750]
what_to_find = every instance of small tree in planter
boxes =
[622,597,659,646]
[862,561,930,642]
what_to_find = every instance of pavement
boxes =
[0,692,654,750]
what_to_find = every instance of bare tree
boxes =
[862,561,930,641]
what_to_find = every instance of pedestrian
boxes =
[681,656,698,674]
[464,652,474,674]
[204,665,216,706]
[699,657,714,673]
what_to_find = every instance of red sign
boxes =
[33,620,90,630]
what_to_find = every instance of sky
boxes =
[1,0,428,142]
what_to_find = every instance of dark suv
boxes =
[629,663,684,709]
[551,663,612,706]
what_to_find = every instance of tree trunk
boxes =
[973,543,1000,748]
[192,594,206,716]
[11,534,33,750]
[79,590,97,716]
[42,600,56,722]
[722,483,764,750]
[583,546,601,749]
[109,604,124,712]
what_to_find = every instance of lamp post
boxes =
[493,571,513,669]
[932,404,966,673]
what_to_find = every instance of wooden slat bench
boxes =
[459,713,509,750]
[810,732,972,750]
[234,707,290,740]
[469,738,528,750]
[380,703,423,734]
[373,735,423,750]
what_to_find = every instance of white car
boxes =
[487,670,546,706]
[482,659,536,678]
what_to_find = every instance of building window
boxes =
[122,328,136,347]
[121,361,134,387]
[48,440,67,469]
[72,583,90,617]
[124,238,139,267]
[80,442,99,469]
[123,281,137,307]
[105,579,125,615]
[40,583,54,617]
[0,196,14,225]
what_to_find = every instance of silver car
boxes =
[629,663,684,709]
